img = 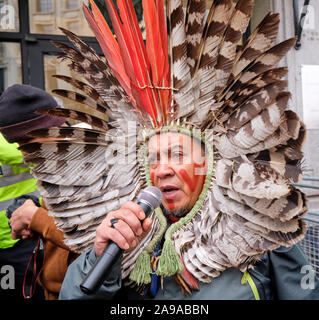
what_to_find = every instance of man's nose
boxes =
[155,163,174,179]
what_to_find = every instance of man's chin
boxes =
[161,205,191,219]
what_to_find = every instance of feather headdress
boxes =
[20,0,307,289]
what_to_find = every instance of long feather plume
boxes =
[157,0,170,87]
[104,0,160,125]
[185,0,207,76]
[84,1,132,97]
[167,0,196,118]
[52,75,109,108]
[194,0,234,109]
[213,0,255,94]
[142,0,169,123]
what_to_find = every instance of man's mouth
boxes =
[160,185,180,199]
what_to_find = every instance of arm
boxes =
[59,247,123,300]
[10,199,69,250]
[269,244,319,300]
[28,206,69,250]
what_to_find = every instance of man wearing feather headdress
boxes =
[17,0,319,299]
[59,127,319,300]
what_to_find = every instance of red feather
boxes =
[105,0,159,124]
[156,0,171,123]
[118,0,161,125]
[104,0,136,81]
[180,257,199,290]
[84,1,132,98]
[143,0,171,124]
[157,0,170,86]
[143,0,164,85]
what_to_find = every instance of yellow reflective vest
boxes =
[0,133,39,249]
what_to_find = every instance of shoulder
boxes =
[259,244,319,299]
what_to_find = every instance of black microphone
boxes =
[80,186,162,294]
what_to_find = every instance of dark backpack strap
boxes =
[22,236,45,299]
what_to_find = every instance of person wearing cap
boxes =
[0,132,45,300]
[0,84,78,300]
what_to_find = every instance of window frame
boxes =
[0,0,102,93]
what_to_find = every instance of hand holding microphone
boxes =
[80,186,162,294]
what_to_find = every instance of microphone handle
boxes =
[80,201,152,295]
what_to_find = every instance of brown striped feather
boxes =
[169,0,196,118]
[27,127,108,143]
[221,67,288,108]
[36,108,110,132]
[238,38,297,85]
[52,89,108,114]
[194,0,234,107]
[213,0,255,93]
[51,40,141,125]
[230,13,280,80]
[52,75,109,108]
[185,0,207,76]
[59,27,109,71]
[220,80,288,127]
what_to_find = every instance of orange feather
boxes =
[105,0,159,124]
[156,0,171,123]
[88,1,132,98]
[180,257,199,290]
[157,0,170,86]
[116,0,160,124]
[143,0,168,123]
[143,0,164,85]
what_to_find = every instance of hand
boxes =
[94,201,153,256]
[10,199,38,240]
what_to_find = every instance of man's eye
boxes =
[172,152,183,159]
[148,156,158,163]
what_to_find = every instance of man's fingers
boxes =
[112,219,137,247]
[97,227,129,251]
[142,218,153,233]
[94,202,154,256]
[111,209,143,236]
[121,201,145,220]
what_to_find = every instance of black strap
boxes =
[22,236,45,299]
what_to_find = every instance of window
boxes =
[0,42,22,94]
[38,0,53,13]
[30,0,94,36]
[66,0,78,10]
[0,1,101,94]
[301,65,319,130]
[0,0,19,32]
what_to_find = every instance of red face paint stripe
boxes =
[179,163,204,192]
[150,172,155,185]
[179,169,195,192]
[167,201,176,210]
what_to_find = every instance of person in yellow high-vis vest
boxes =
[0,133,44,299]
[0,84,78,300]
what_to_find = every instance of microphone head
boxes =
[137,186,162,209]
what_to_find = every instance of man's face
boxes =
[147,132,207,218]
